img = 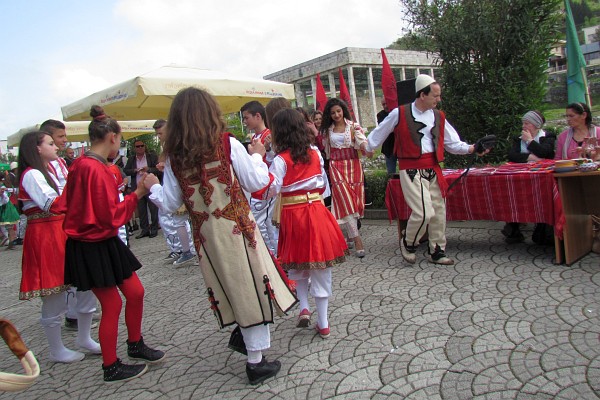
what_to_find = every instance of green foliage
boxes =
[364,170,391,209]
[388,31,436,51]
[126,134,160,157]
[225,113,247,142]
[399,0,563,167]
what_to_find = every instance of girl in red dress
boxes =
[17,131,87,363]
[61,106,165,382]
[258,108,348,338]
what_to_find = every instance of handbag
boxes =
[227,325,247,355]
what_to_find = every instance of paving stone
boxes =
[0,220,599,399]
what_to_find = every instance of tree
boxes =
[398,0,562,166]
[388,30,436,51]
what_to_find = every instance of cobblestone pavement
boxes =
[1,220,599,399]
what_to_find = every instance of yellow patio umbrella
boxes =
[61,65,295,121]
[7,120,157,147]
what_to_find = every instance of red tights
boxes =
[91,272,145,366]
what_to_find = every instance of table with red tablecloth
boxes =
[385,161,566,244]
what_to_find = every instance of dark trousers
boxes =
[138,194,158,233]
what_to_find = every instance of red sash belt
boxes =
[399,153,448,198]
[330,147,358,160]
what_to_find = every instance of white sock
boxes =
[315,297,329,329]
[247,350,263,364]
[295,279,310,311]
[76,312,101,353]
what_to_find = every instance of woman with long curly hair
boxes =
[320,98,369,257]
[148,87,297,385]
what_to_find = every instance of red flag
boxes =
[381,48,398,109]
[338,68,355,121]
[315,73,328,112]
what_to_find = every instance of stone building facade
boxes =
[264,47,439,129]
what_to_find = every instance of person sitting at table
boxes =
[555,102,599,160]
[503,110,556,244]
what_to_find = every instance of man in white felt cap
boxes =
[365,74,488,265]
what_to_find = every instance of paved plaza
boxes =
[0,220,599,399]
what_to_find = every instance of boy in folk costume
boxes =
[151,119,196,266]
[240,101,279,256]
[149,88,296,385]
[40,120,100,336]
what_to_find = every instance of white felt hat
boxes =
[415,74,435,93]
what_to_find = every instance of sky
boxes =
[0,0,406,141]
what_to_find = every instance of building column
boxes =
[347,66,360,125]
[294,83,304,108]
[367,66,378,126]
[310,77,317,110]
[328,73,336,98]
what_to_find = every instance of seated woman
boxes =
[555,102,599,160]
[503,110,556,244]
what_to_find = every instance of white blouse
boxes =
[150,137,270,213]
[263,145,331,200]
[20,169,60,212]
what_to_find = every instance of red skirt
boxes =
[20,215,69,300]
[277,200,348,271]
[329,158,365,220]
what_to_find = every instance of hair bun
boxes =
[90,105,107,121]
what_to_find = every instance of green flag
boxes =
[565,0,589,104]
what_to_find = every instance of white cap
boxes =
[415,74,435,93]
[10,162,18,170]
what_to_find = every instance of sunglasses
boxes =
[135,144,145,148]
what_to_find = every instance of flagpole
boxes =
[582,66,592,106]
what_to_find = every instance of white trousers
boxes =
[65,288,98,319]
[250,197,279,256]
[288,268,332,298]
[399,169,447,253]
[158,209,195,254]
[239,324,270,351]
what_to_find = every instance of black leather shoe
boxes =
[135,231,150,239]
[246,357,281,385]
[148,230,158,238]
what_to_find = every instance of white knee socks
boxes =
[295,278,310,311]
[315,297,329,329]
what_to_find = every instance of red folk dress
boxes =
[18,168,68,300]
[270,148,347,270]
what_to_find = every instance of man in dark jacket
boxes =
[124,140,161,238]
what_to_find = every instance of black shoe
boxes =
[103,359,148,383]
[64,317,78,331]
[135,231,150,239]
[148,230,158,238]
[246,357,281,385]
[427,245,454,265]
[131,223,139,232]
[127,336,165,364]
[11,238,23,246]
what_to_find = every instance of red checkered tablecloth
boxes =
[385,161,565,239]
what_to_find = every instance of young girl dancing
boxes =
[17,131,93,363]
[256,108,347,338]
[61,106,165,382]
